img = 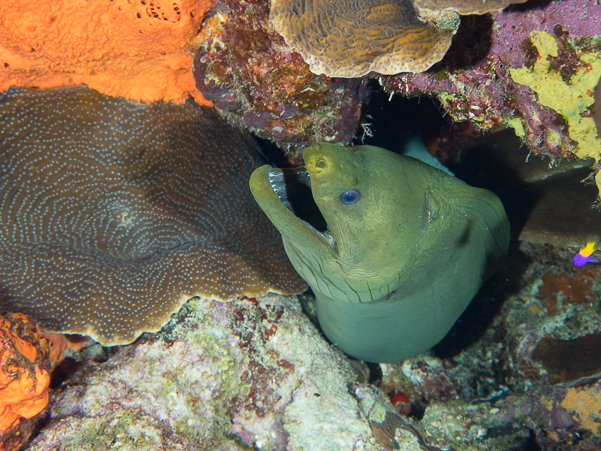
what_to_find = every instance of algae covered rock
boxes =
[28,294,384,450]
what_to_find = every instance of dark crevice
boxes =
[268,168,328,233]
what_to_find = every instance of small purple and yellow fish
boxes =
[572,239,599,267]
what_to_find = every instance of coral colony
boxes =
[1,0,601,449]
[0,87,305,346]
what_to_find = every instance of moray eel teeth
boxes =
[265,166,336,247]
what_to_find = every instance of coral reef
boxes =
[0,0,213,104]
[26,295,382,450]
[380,0,601,183]
[13,135,601,446]
[2,1,601,450]
[561,385,601,436]
[375,246,601,450]
[0,313,51,449]
[270,0,456,77]
[24,241,601,450]
[270,0,525,78]
[193,0,369,154]
[0,86,305,346]
[510,30,601,161]
[354,384,437,450]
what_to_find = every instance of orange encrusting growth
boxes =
[43,333,90,370]
[0,313,51,433]
[0,0,214,104]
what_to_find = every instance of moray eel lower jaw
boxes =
[251,160,402,290]
[249,165,336,272]
[250,164,378,300]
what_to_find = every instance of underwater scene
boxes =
[0,0,600,449]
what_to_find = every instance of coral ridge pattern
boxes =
[270,0,526,77]
[270,0,456,77]
[0,86,306,346]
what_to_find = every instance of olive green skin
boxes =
[250,143,509,363]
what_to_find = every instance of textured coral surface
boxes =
[0,313,50,440]
[270,0,457,77]
[24,245,601,450]
[510,30,601,160]
[0,86,305,346]
[0,0,212,104]
[381,0,601,164]
[270,0,527,78]
[27,295,380,450]
[193,0,369,154]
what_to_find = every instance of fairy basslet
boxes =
[572,240,599,267]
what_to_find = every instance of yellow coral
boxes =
[561,385,601,435]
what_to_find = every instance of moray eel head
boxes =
[250,143,510,362]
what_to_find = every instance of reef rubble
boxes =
[18,237,601,450]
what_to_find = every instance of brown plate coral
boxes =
[270,0,526,77]
[0,86,306,346]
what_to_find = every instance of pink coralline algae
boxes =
[380,0,601,162]
[193,0,369,156]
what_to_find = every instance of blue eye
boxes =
[340,190,360,204]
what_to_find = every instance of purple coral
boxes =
[381,0,601,159]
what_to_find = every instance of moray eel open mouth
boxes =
[266,167,335,245]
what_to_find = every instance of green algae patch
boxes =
[510,31,601,161]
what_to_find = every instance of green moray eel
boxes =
[249,143,510,362]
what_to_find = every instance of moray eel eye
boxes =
[340,190,360,204]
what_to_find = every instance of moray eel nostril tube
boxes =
[250,143,510,363]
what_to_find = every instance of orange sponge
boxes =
[0,0,213,104]
[0,313,51,434]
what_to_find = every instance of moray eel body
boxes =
[250,143,509,362]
